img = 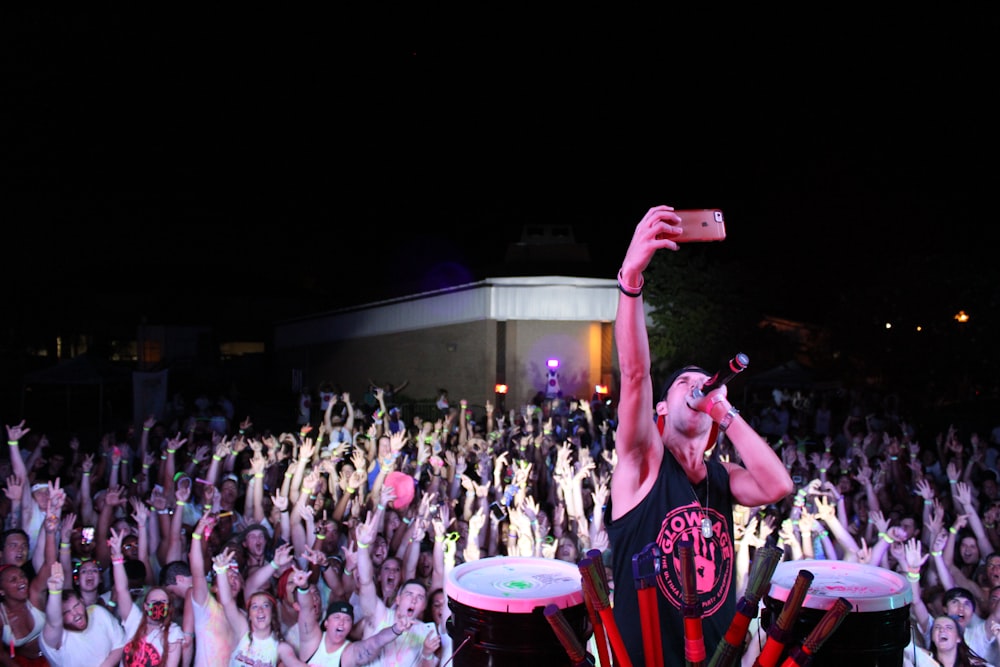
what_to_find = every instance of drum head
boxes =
[768,559,912,613]
[445,556,585,613]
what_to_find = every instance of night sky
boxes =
[4,11,998,363]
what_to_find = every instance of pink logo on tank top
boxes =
[655,502,733,616]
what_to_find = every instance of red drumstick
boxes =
[779,597,852,667]
[753,569,815,667]
[678,540,706,667]
[707,545,783,667]
[579,556,633,667]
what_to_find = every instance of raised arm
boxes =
[129,497,155,585]
[42,562,66,649]
[610,207,682,517]
[108,526,134,622]
[355,507,388,627]
[189,513,215,605]
[291,566,322,657]
[213,546,248,637]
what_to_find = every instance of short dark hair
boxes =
[399,578,427,595]
[1,529,29,549]
[943,587,977,612]
[160,560,192,586]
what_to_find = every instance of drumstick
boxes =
[580,573,611,667]
[778,597,852,667]
[678,540,706,667]
[584,549,615,667]
[708,545,783,667]
[579,556,633,667]
[544,603,592,666]
[631,543,664,667]
[753,569,815,667]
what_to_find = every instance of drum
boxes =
[445,556,592,666]
[763,559,912,666]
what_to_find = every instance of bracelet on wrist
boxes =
[357,541,370,549]
[931,550,943,557]
[48,589,61,595]
[717,406,740,433]
[296,586,310,594]
[83,471,91,476]
[112,557,126,565]
[392,624,403,636]
[7,440,19,446]
[213,455,223,461]
[949,526,958,534]
[616,269,643,297]
[191,533,203,540]
[60,542,70,549]
[213,565,228,574]
[143,427,151,432]
[269,560,280,570]
[906,572,920,582]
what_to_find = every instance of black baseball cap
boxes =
[325,599,354,621]
[659,365,710,402]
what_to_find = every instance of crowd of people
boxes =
[0,378,996,666]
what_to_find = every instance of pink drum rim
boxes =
[767,559,912,613]
[445,556,585,613]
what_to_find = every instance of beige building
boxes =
[273,275,625,411]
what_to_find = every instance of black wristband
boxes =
[617,269,643,298]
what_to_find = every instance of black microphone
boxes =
[692,353,750,398]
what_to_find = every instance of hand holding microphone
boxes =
[687,353,749,430]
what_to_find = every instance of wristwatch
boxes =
[718,407,740,432]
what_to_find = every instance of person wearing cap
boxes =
[605,206,794,667]
[290,562,413,666]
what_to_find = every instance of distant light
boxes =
[595,384,609,395]
[885,322,892,329]
[916,325,922,332]
[494,384,508,394]
[547,358,560,369]
[955,310,970,323]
